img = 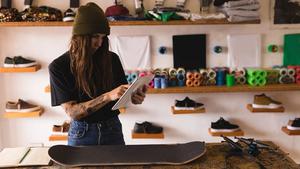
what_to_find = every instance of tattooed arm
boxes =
[61,84,129,120]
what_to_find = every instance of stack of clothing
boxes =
[214,0,260,22]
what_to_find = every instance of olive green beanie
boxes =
[72,2,110,35]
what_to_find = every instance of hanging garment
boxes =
[283,34,300,66]
[227,34,261,68]
[110,36,151,70]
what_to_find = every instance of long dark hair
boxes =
[69,35,112,98]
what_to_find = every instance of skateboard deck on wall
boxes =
[48,141,205,167]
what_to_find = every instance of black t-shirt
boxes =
[48,51,127,123]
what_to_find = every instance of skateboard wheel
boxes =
[213,46,222,53]
[158,46,167,54]
[267,44,279,53]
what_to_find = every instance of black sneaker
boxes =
[287,118,300,130]
[211,117,240,133]
[133,121,163,134]
[4,56,37,68]
[184,97,204,107]
[175,97,204,110]
[175,98,186,107]
[63,8,75,22]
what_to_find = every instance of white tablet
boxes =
[112,74,154,110]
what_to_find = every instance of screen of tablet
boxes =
[112,74,154,110]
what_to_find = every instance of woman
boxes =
[49,2,147,146]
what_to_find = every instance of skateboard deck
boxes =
[48,141,205,167]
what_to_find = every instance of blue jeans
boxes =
[68,116,125,146]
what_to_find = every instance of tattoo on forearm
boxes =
[62,94,109,120]
[85,94,108,114]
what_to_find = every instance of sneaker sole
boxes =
[252,103,282,109]
[210,128,240,133]
[63,17,75,22]
[287,125,300,130]
[5,106,41,113]
[4,62,37,68]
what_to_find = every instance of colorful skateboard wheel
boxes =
[186,71,194,80]
[193,80,200,87]
[160,77,168,88]
[296,75,300,84]
[213,46,223,53]
[297,68,300,75]
[200,69,208,77]
[177,73,185,81]
[177,67,186,75]
[186,79,193,87]
[267,44,279,53]
[154,77,161,88]
[208,79,216,85]
[149,80,154,88]
[158,46,167,54]
[288,68,296,76]
[139,72,146,77]
[194,71,201,80]
[168,68,177,77]
[226,74,235,87]
[131,72,138,81]
[208,69,216,79]
[178,80,185,87]
[154,68,161,76]
[169,78,177,87]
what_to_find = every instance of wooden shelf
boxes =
[132,131,164,139]
[0,65,41,73]
[281,126,300,136]
[45,84,299,94]
[3,109,43,118]
[147,84,300,94]
[49,134,68,141]
[208,128,244,137]
[0,20,260,27]
[171,106,205,114]
[247,104,285,113]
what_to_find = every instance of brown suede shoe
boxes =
[5,99,40,113]
[52,121,70,133]
[52,125,63,132]
[252,94,282,109]
[62,121,70,133]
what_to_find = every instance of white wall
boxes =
[1,0,300,163]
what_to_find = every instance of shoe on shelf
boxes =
[62,121,70,132]
[287,118,300,130]
[52,121,70,134]
[52,125,63,132]
[5,99,40,113]
[211,117,240,133]
[133,121,163,134]
[175,97,204,110]
[4,56,37,68]
[252,93,282,109]
[63,8,75,22]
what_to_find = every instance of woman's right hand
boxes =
[106,84,129,101]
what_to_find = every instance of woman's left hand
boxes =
[131,85,148,104]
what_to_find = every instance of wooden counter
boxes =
[18,142,298,169]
